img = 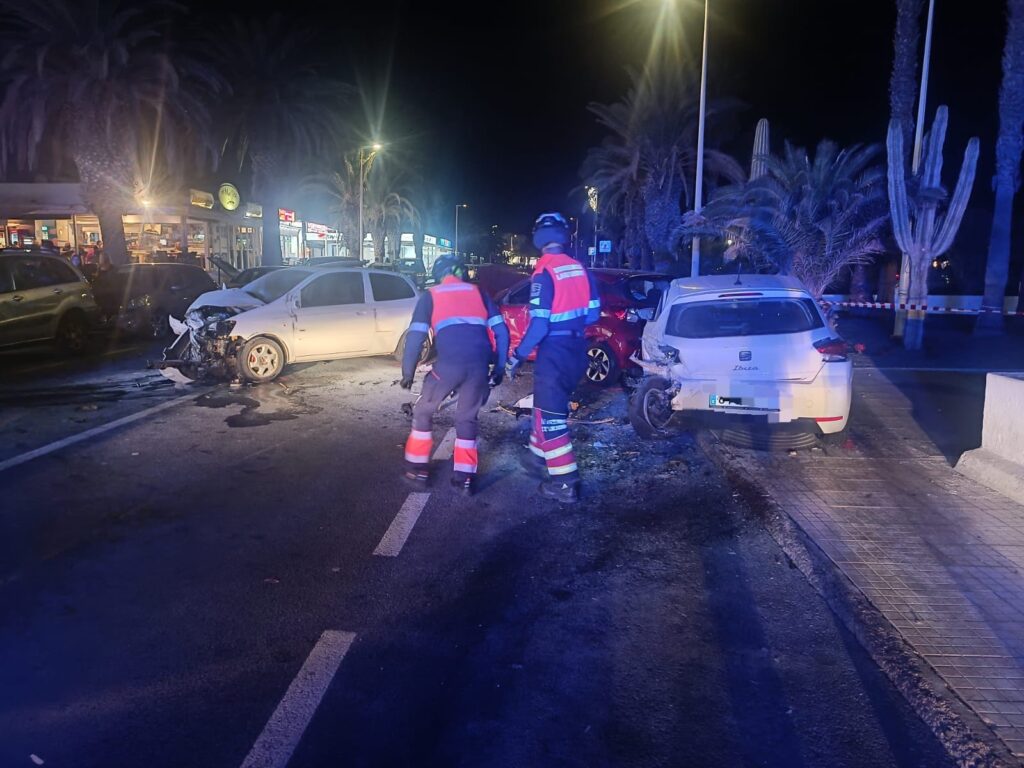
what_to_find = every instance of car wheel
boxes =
[239,337,285,383]
[628,376,675,439]
[149,309,171,339]
[584,343,619,387]
[394,330,433,365]
[56,311,89,354]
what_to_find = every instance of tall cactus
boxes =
[750,118,770,180]
[887,106,980,350]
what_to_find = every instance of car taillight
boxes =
[814,337,848,362]
[609,308,627,320]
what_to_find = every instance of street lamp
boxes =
[586,186,599,267]
[690,0,709,278]
[358,143,383,263]
[454,203,468,259]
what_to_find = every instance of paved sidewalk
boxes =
[728,367,1024,760]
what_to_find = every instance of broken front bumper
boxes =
[148,308,244,383]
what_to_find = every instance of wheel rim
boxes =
[642,386,673,430]
[247,343,280,378]
[586,347,612,382]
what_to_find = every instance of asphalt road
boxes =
[0,351,957,768]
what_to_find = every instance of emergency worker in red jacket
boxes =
[507,213,601,503]
[401,254,509,495]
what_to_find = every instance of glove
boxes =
[488,365,504,388]
[399,375,414,390]
[507,356,524,380]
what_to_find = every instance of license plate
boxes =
[710,394,742,407]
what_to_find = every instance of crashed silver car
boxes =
[153,267,419,384]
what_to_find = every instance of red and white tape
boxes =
[820,300,1024,316]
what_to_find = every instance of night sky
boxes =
[221,0,1005,239]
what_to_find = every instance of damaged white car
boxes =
[153,267,419,384]
[628,275,852,438]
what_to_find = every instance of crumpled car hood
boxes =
[187,287,265,313]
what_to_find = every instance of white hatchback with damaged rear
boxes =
[630,275,852,438]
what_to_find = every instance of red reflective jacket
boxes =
[532,253,591,323]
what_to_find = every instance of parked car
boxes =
[495,268,669,386]
[0,249,98,353]
[629,275,852,437]
[92,263,217,338]
[227,266,284,288]
[156,267,420,383]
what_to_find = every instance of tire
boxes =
[238,336,285,383]
[584,343,619,387]
[55,311,89,354]
[394,331,433,365]
[628,376,675,439]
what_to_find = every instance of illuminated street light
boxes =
[690,0,709,278]
[358,143,384,263]
[454,203,468,258]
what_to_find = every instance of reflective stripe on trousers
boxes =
[404,429,433,465]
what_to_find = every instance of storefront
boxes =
[422,234,454,274]
[305,221,342,259]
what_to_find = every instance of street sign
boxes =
[588,246,597,256]
[599,239,612,253]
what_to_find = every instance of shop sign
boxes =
[326,230,340,241]
[278,208,296,222]
[244,202,263,219]
[438,237,452,248]
[424,234,437,245]
[306,221,328,240]
[190,189,215,209]
[218,183,240,211]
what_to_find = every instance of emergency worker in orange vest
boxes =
[507,212,601,503]
[401,254,510,495]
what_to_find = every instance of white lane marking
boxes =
[433,427,456,460]
[374,492,431,557]
[240,630,356,768]
[0,390,203,474]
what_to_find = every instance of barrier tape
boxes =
[820,300,1024,316]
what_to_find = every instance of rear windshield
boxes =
[602,276,670,308]
[666,297,824,339]
[245,269,310,303]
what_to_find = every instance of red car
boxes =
[495,268,670,386]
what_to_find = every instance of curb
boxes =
[697,431,1021,768]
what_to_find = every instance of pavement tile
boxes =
[741,370,1024,759]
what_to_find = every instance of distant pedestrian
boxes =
[506,212,601,503]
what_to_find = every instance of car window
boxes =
[505,281,531,305]
[369,273,414,301]
[245,269,310,304]
[10,257,60,290]
[41,258,80,285]
[300,272,365,308]
[179,267,214,291]
[0,261,13,293]
[666,298,824,339]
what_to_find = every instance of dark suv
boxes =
[0,249,99,352]
[93,263,216,338]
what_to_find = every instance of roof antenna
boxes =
[734,257,743,285]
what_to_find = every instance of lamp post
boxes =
[358,143,383,263]
[586,186,599,267]
[690,0,710,278]
[454,203,468,259]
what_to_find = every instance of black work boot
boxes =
[450,472,475,496]
[539,478,581,503]
[403,465,430,488]
[519,448,547,478]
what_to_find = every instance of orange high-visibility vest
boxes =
[429,275,488,331]
[532,253,591,323]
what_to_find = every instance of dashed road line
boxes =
[433,427,457,461]
[0,390,204,474]
[374,492,431,557]
[240,630,356,768]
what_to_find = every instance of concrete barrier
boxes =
[956,373,1024,505]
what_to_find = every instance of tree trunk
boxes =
[977,183,1014,334]
[95,206,129,266]
[850,263,871,302]
[890,0,924,166]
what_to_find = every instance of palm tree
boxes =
[580,68,743,269]
[315,157,360,256]
[978,0,1024,334]
[211,15,352,265]
[0,0,220,264]
[363,178,418,264]
[676,141,889,299]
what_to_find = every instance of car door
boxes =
[291,271,375,360]
[3,256,64,344]
[367,272,418,354]
[0,258,26,346]
[501,280,532,357]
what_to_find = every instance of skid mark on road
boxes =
[240,630,356,768]
[374,493,431,557]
